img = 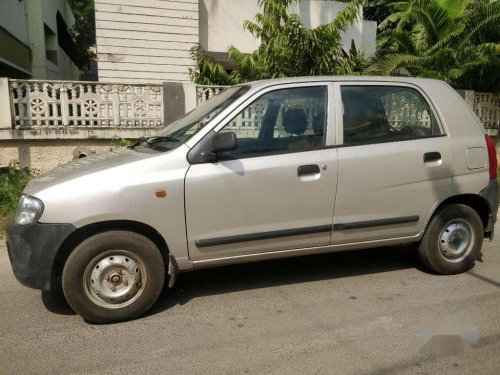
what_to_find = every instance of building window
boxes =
[44,24,58,65]
[56,12,78,65]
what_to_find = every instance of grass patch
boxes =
[111,136,132,147]
[0,161,38,236]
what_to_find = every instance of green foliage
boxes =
[189,0,367,85]
[0,161,37,218]
[70,0,96,69]
[111,136,132,147]
[369,0,500,91]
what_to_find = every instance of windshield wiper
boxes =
[146,136,180,144]
[129,136,180,149]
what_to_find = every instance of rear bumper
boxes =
[479,179,499,238]
[5,218,75,291]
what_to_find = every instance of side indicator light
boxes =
[155,189,167,198]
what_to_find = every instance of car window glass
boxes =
[341,86,441,145]
[219,86,327,159]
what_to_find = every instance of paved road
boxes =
[1,224,499,375]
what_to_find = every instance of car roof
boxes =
[243,76,444,90]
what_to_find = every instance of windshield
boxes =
[137,86,250,152]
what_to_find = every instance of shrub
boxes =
[111,136,132,148]
[0,161,37,220]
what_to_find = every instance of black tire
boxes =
[62,231,165,323]
[418,204,483,275]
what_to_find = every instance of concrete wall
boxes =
[0,80,195,172]
[94,0,199,83]
[0,0,80,79]
[0,139,114,172]
[0,0,29,45]
[0,0,31,76]
[1,79,499,173]
[199,0,377,56]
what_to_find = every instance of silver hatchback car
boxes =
[6,77,498,323]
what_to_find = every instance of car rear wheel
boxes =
[418,204,483,275]
[62,231,165,323]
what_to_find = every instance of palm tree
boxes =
[370,0,500,92]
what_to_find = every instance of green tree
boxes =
[369,0,500,91]
[71,0,96,69]
[362,0,411,25]
[189,0,366,85]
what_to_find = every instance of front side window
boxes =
[341,86,441,145]
[218,86,328,159]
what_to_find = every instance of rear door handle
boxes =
[298,164,320,176]
[423,152,441,163]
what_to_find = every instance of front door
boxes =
[331,83,453,245]
[185,84,339,261]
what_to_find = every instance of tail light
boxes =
[485,135,498,179]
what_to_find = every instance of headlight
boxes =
[15,195,44,225]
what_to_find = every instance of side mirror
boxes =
[198,132,238,164]
[212,132,238,153]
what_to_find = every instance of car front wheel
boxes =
[62,231,165,323]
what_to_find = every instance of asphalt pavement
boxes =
[0,223,499,375]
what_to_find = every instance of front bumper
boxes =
[5,218,75,291]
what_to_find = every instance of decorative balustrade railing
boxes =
[457,90,500,130]
[9,79,163,128]
[196,85,230,105]
[7,80,499,132]
[473,92,499,130]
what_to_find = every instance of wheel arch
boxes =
[427,194,490,234]
[51,220,170,287]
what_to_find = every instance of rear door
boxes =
[331,82,453,245]
[185,83,339,261]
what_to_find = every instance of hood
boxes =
[24,148,155,195]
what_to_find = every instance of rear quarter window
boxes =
[341,86,442,145]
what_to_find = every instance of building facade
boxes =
[0,0,80,80]
[95,0,377,83]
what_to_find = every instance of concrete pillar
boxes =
[462,90,475,111]
[0,78,12,130]
[25,0,47,79]
[183,83,198,113]
[163,82,198,126]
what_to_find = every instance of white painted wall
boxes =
[199,0,261,54]
[95,0,199,83]
[200,0,377,56]
[95,0,376,83]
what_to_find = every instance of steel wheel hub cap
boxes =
[84,252,146,308]
[439,219,473,263]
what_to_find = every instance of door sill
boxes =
[191,233,421,269]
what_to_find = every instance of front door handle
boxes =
[298,164,320,176]
[423,152,441,163]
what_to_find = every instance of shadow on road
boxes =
[466,271,500,288]
[41,287,75,316]
[40,245,424,318]
[148,245,423,317]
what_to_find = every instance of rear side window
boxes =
[341,86,441,145]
